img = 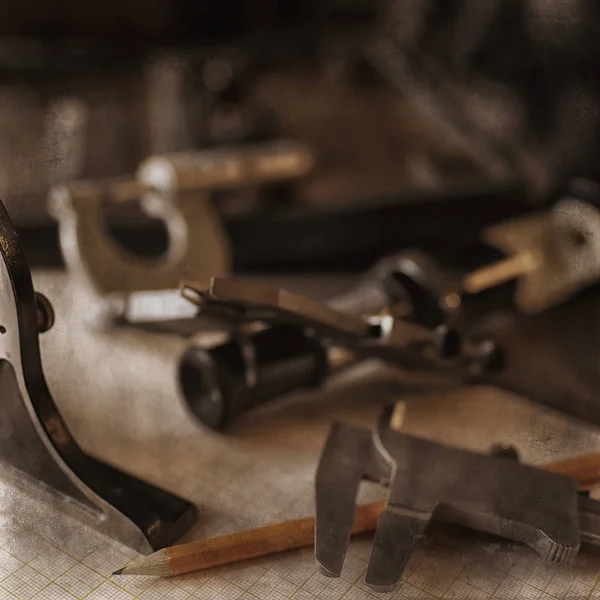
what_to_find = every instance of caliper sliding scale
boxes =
[315,409,600,592]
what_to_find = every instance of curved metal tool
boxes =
[315,412,599,592]
[49,140,312,328]
[48,176,230,328]
[0,198,196,553]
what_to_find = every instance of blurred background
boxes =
[1,0,599,270]
[6,5,600,585]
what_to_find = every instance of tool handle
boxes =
[179,325,329,431]
[545,454,600,488]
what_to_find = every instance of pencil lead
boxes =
[112,568,125,576]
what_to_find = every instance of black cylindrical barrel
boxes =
[179,325,328,431]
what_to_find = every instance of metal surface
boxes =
[464,197,600,313]
[0,197,197,553]
[315,412,600,593]
[49,140,311,328]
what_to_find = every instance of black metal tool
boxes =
[179,324,330,431]
[315,409,600,593]
[179,237,600,432]
[0,197,197,553]
[177,252,464,431]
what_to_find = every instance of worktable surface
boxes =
[1,271,600,599]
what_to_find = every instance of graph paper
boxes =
[2,475,600,600]
[1,272,599,599]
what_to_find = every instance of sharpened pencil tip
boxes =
[112,568,125,576]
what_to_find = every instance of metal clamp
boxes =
[0,198,196,554]
[49,140,313,329]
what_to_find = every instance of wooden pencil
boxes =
[113,499,385,576]
[544,453,600,487]
[113,449,600,577]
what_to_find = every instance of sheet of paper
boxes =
[2,272,600,599]
[3,478,600,600]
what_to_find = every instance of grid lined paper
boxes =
[2,272,596,600]
[2,479,600,600]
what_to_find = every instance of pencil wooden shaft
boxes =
[165,500,385,576]
[118,451,600,577]
[545,454,600,488]
[462,253,537,294]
